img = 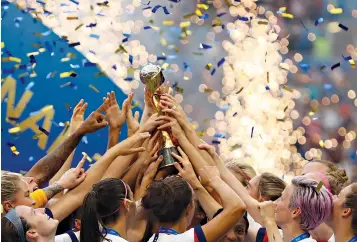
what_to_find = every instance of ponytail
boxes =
[80,191,106,242]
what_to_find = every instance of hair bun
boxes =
[329,168,348,184]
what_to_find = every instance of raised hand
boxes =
[259,201,277,226]
[70,99,88,134]
[57,154,87,189]
[172,147,200,189]
[100,91,126,130]
[198,165,221,187]
[124,93,140,137]
[197,143,224,167]
[156,115,184,138]
[159,94,187,125]
[140,113,167,133]
[77,105,108,135]
[113,132,150,156]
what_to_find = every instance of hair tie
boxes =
[5,209,26,242]
[100,179,128,218]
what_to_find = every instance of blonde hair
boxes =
[326,168,349,195]
[225,160,257,186]
[258,172,286,201]
[309,160,338,173]
[1,172,22,203]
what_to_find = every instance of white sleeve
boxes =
[171,226,207,242]
[55,234,72,242]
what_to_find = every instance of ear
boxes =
[342,207,352,218]
[2,201,14,213]
[74,219,81,231]
[291,207,302,219]
[26,228,39,241]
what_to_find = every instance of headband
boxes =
[5,209,26,242]
[314,172,331,192]
[100,179,128,218]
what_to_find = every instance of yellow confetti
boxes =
[180,21,191,28]
[60,71,75,78]
[89,84,100,93]
[319,140,324,147]
[279,63,290,71]
[163,21,174,25]
[92,153,102,161]
[315,181,324,192]
[30,72,37,78]
[82,152,93,162]
[38,48,46,53]
[67,16,78,20]
[205,63,212,70]
[75,24,84,30]
[115,44,127,53]
[197,3,209,10]
[160,37,167,46]
[11,146,20,155]
[309,111,315,116]
[60,82,72,88]
[278,7,286,12]
[195,9,203,16]
[281,13,294,19]
[1,42,4,48]
[329,8,343,14]
[282,85,293,92]
[27,52,39,57]
[9,127,21,134]
[349,59,356,69]
[258,21,268,25]
[161,63,169,70]
[61,57,71,62]
[2,57,22,63]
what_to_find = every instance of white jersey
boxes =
[147,226,207,242]
[328,234,335,242]
[55,230,128,242]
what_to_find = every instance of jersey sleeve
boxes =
[171,226,207,242]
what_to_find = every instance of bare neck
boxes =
[334,223,354,242]
[281,223,306,242]
[309,223,333,241]
[159,219,188,234]
[106,216,128,240]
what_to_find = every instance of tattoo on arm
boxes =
[26,132,83,187]
[43,182,64,200]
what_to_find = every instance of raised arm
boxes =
[49,131,150,222]
[26,104,108,187]
[199,166,246,242]
[159,94,215,166]
[172,147,222,220]
[101,113,165,180]
[49,100,87,185]
[100,91,128,149]
[198,144,263,225]
[259,201,283,242]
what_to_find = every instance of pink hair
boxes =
[289,176,333,231]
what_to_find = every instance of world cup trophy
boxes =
[140,64,179,169]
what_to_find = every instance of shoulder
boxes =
[55,231,79,242]
[105,234,129,242]
[301,238,317,242]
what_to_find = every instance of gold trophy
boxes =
[140,64,179,169]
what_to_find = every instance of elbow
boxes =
[231,200,247,218]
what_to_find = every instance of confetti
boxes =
[180,21,191,28]
[10,145,20,155]
[258,21,268,25]
[75,24,84,30]
[315,17,324,26]
[349,60,356,69]
[69,42,80,47]
[282,85,293,92]
[251,127,254,138]
[152,5,171,14]
[2,57,21,63]
[1,42,4,48]
[233,112,238,117]
[82,152,93,162]
[25,81,35,91]
[67,16,78,20]
[281,13,294,19]
[331,63,340,70]
[236,87,244,94]
[217,58,225,67]
[129,55,133,65]
[212,140,221,144]
[93,153,102,161]
[89,84,100,93]
[338,23,348,31]
[60,71,77,78]
[163,21,174,25]
[89,34,100,39]
[315,181,324,192]
[329,8,343,14]
[204,88,213,93]
[174,87,184,93]
[9,127,21,134]
[205,63,212,70]
[210,68,216,75]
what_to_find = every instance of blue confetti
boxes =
[217,12,227,17]
[83,60,97,67]
[217,58,225,67]
[233,112,238,117]
[299,63,311,72]
[29,156,34,161]
[157,56,167,61]
[315,17,323,26]
[184,62,190,71]
[86,23,97,28]
[251,127,254,138]
[90,34,100,39]
[82,136,88,144]
[69,0,79,4]
[25,82,35,91]
[214,133,226,138]
[144,26,152,30]
[338,23,348,31]
[129,55,133,65]
[342,55,352,61]
[124,77,134,81]
[70,64,80,68]
[152,5,171,14]
[218,104,230,111]
[265,86,270,90]
[210,68,216,76]
[212,140,221,144]
[199,14,209,19]
[200,43,212,49]
[237,16,249,21]
[323,84,333,90]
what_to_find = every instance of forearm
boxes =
[194,184,222,220]
[181,122,215,166]
[219,167,262,223]
[43,182,64,201]
[209,177,245,210]
[177,134,207,172]
[49,150,75,185]
[122,155,146,190]
[26,131,83,187]
[49,147,120,221]
[264,220,283,242]
[102,154,137,180]
[140,106,154,126]
[107,127,121,150]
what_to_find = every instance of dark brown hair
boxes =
[1,216,30,242]
[344,183,357,234]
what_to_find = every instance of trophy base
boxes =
[158,146,179,169]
